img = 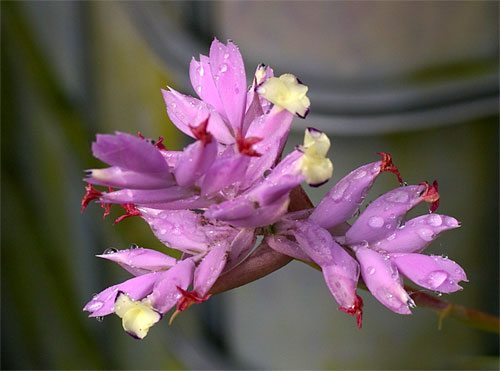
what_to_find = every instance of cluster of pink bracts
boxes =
[82,39,466,339]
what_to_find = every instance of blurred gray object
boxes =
[125,1,498,135]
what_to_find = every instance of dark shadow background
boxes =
[2,2,498,369]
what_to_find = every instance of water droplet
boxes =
[87,301,103,311]
[129,243,139,249]
[427,271,448,289]
[368,216,384,228]
[366,266,376,275]
[353,170,367,179]
[387,233,396,241]
[330,181,349,202]
[360,240,369,248]
[197,66,204,76]
[386,191,409,203]
[223,53,229,60]
[427,214,442,227]
[219,63,228,73]
[160,228,167,234]
[435,292,443,297]
[407,298,417,308]
[441,255,448,260]
[263,169,271,178]
[96,316,104,322]
[401,181,409,187]
[417,228,434,241]
[103,247,118,254]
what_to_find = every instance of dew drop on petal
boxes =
[387,233,396,241]
[407,298,417,308]
[103,247,118,254]
[87,301,104,311]
[197,66,204,76]
[219,63,228,73]
[366,266,376,275]
[331,181,349,202]
[427,214,442,226]
[96,316,104,322]
[417,228,434,241]
[129,243,138,249]
[386,191,409,203]
[368,216,385,228]
[427,271,448,289]
[353,170,367,179]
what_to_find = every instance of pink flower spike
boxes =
[420,180,440,213]
[390,253,468,293]
[377,152,403,184]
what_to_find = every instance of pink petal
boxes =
[85,166,175,189]
[346,185,426,246]
[101,186,194,204]
[97,247,177,276]
[148,259,195,314]
[162,88,234,144]
[174,140,217,187]
[355,246,413,315]
[190,55,224,114]
[193,241,231,296]
[372,214,461,254]
[224,228,257,272]
[266,235,312,262]
[310,161,383,229]
[209,39,247,132]
[92,132,169,174]
[390,253,467,293]
[83,272,160,317]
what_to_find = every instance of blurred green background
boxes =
[1,2,498,370]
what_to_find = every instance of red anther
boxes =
[420,180,440,213]
[338,294,364,329]
[189,117,212,146]
[236,130,262,157]
[81,184,103,213]
[137,132,145,139]
[377,152,403,184]
[155,136,167,151]
[113,203,142,225]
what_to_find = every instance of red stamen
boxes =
[101,186,112,218]
[169,287,211,325]
[338,294,364,329]
[137,132,145,139]
[155,136,167,151]
[113,203,142,225]
[189,117,212,146]
[236,130,262,157]
[420,180,440,213]
[81,184,103,213]
[377,152,403,184]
